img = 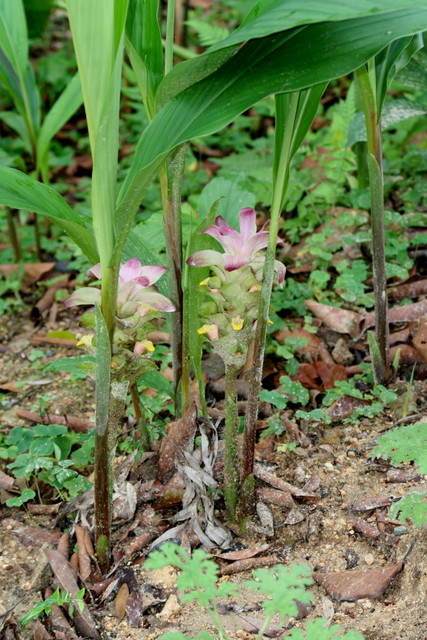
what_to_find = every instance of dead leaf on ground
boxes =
[304,300,361,337]
[44,549,101,640]
[0,263,55,290]
[256,487,295,508]
[2,519,62,547]
[386,469,421,483]
[158,402,198,484]
[220,555,280,576]
[294,361,347,391]
[353,518,381,540]
[413,320,427,363]
[364,298,427,330]
[216,544,271,561]
[351,496,392,511]
[282,507,305,525]
[115,583,129,622]
[389,344,425,366]
[0,471,14,491]
[388,278,427,300]
[325,394,370,421]
[32,619,53,640]
[314,562,403,601]
[75,526,92,581]
[274,327,334,364]
[232,614,285,638]
[256,502,274,536]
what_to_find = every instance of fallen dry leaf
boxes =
[294,361,347,391]
[388,278,427,300]
[44,549,101,640]
[353,518,381,540]
[364,298,427,330]
[386,469,421,483]
[220,555,280,576]
[351,496,392,511]
[325,394,370,421]
[115,583,129,622]
[274,327,334,364]
[304,300,361,337]
[0,471,14,491]
[314,562,403,601]
[75,526,92,581]
[216,544,271,561]
[158,402,198,483]
[0,262,55,289]
[256,502,274,536]
[2,519,62,547]
[256,487,295,508]
[413,320,427,363]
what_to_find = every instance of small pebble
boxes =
[393,526,408,536]
[364,553,375,566]
[324,462,334,471]
[320,487,331,498]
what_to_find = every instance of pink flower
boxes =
[64,258,175,317]
[187,207,285,284]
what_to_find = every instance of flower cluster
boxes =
[187,208,285,366]
[65,259,175,370]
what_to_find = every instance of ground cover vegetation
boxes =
[0,1,426,638]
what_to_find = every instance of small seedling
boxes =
[372,421,427,526]
[145,542,364,640]
[20,588,85,629]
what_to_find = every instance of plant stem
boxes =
[240,93,298,513]
[356,63,389,383]
[6,209,21,262]
[224,363,240,522]
[160,145,187,415]
[130,382,151,450]
[164,0,176,75]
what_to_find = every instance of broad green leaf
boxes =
[125,0,163,118]
[0,0,39,146]
[198,175,256,229]
[348,98,427,145]
[375,33,424,112]
[139,370,173,397]
[67,0,128,266]
[0,111,31,152]
[0,167,98,262]
[159,0,427,104]
[390,492,427,526]
[115,8,427,259]
[372,421,427,472]
[36,73,83,180]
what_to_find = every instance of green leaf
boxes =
[125,0,163,118]
[390,492,427,526]
[36,73,83,180]
[348,98,427,145]
[139,370,173,398]
[67,0,128,266]
[198,176,256,230]
[0,167,98,262]
[116,8,427,258]
[259,389,288,410]
[244,563,313,624]
[372,422,427,472]
[6,488,35,508]
[44,354,95,377]
[288,618,365,639]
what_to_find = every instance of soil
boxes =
[0,311,426,640]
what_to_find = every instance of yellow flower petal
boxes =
[199,278,210,286]
[231,315,244,330]
[76,335,93,347]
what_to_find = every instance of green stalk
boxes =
[160,146,186,416]
[240,93,299,513]
[164,0,176,75]
[356,63,389,383]
[130,382,151,450]
[6,209,21,262]
[224,363,240,522]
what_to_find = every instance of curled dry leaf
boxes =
[364,299,427,331]
[216,544,271,561]
[158,402,198,484]
[256,487,295,508]
[314,562,404,601]
[115,583,129,622]
[75,526,92,581]
[220,555,280,576]
[0,471,14,491]
[256,502,274,536]
[325,394,370,421]
[2,518,62,548]
[413,320,427,364]
[304,300,361,338]
[0,262,55,289]
[44,549,101,640]
[294,361,347,392]
[282,507,305,525]
[351,496,391,511]
[388,278,427,300]
[386,468,421,483]
[353,518,381,540]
